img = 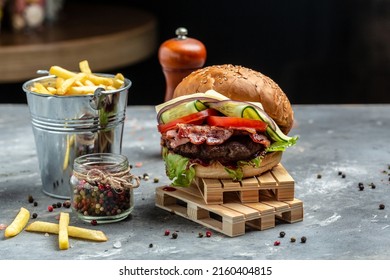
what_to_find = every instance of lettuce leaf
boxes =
[266,136,299,152]
[162,147,195,187]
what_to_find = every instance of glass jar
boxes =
[70,153,140,223]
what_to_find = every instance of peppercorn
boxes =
[379,204,385,210]
[56,202,62,208]
[338,171,342,176]
[153,178,159,183]
[171,232,178,239]
[274,240,280,246]
[279,231,286,238]
[91,220,98,226]
[52,203,57,209]
[369,183,376,189]
[358,183,364,191]
[28,195,34,203]
[301,236,307,243]
[290,237,296,243]
[48,205,54,212]
[206,231,212,237]
[317,174,322,179]
[63,201,71,208]
[149,243,153,248]
[32,213,38,219]
[341,174,346,178]
[198,232,204,238]
[164,229,170,236]
[33,201,38,207]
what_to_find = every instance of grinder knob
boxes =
[158,27,207,101]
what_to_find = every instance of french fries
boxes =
[4,207,30,238]
[25,221,108,242]
[31,60,125,96]
[58,212,70,250]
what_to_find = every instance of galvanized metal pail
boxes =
[23,74,131,199]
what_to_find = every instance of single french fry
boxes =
[4,207,30,238]
[79,60,92,74]
[33,82,52,94]
[86,73,114,87]
[56,77,64,90]
[67,85,100,95]
[49,65,76,79]
[84,79,95,86]
[25,221,108,242]
[47,86,57,94]
[59,212,70,250]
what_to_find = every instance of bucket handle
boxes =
[89,87,107,110]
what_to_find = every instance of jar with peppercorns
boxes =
[70,153,140,223]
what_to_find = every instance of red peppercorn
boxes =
[274,240,281,246]
[91,220,98,226]
[48,205,54,212]
[164,229,170,236]
[206,231,212,237]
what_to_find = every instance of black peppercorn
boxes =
[279,231,286,238]
[317,174,322,179]
[149,243,153,248]
[379,204,385,210]
[338,171,342,176]
[52,203,57,209]
[172,232,178,239]
[32,213,38,219]
[341,174,346,178]
[153,178,159,183]
[28,195,34,203]
[358,184,364,191]
[301,236,307,243]
[33,201,38,207]
[198,232,204,238]
[56,202,62,208]
[369,183,376,189]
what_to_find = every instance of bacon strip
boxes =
[162,124,270,149]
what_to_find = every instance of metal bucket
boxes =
[23,74,131,199]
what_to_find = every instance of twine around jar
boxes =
[73,167,140,191]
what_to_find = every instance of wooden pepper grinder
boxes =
[158,27,207,102]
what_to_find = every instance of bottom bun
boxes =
[193,151,283,179]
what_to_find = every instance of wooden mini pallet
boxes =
[155,185,303,237]
[195,164,295,204]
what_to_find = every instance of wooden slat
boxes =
[271,164,295,186]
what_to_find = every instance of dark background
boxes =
[2,0,390,105]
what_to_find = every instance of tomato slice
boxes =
[157,108,219,133]
[206,116,268,131]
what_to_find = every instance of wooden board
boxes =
[195,164,295,204]
[155,185,303,237]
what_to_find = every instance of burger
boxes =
[155,64,298,187]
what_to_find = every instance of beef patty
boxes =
[166,136,266,165]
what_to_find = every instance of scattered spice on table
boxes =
[290,237,296,243]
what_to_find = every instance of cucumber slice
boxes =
[160,100,203,124]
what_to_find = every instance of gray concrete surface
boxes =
[1,104,389,260]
